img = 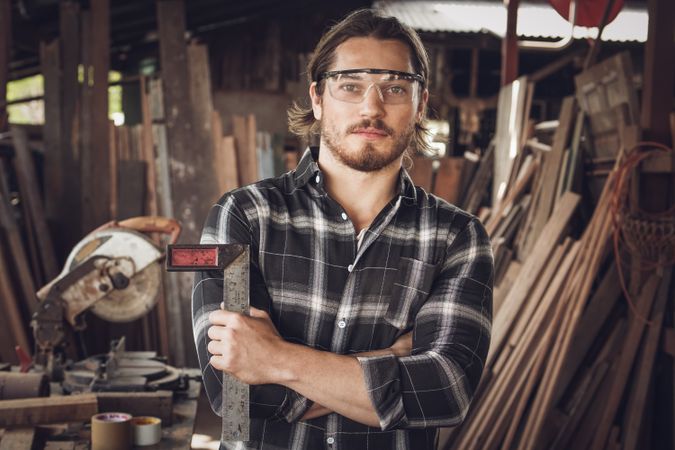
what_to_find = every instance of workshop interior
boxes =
[0,0,673,449]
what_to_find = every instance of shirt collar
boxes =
[292,147,321,188]
[292,146,418,204]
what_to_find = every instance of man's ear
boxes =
[416,88,429,122]
[309,82,323,121]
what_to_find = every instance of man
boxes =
[193,9,493,450]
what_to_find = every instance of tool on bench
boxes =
[166,243,250,442]
[31,216,181,379]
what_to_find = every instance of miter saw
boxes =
[31,216,181,379]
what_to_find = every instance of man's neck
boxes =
[317,146,401,234]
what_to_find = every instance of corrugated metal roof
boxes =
[374,1,647,43]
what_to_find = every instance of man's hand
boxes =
[207,307,289,385]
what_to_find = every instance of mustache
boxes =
[346,120,394,136]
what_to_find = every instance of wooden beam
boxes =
[0,394,98,427]
[501,0,519,86]
[640,0,675,145]
[156,0,199,366]
[81,0,111,232]
[0,0,11,132]
[10,126,59,280]
[590,274,663,450]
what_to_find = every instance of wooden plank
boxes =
[0,239,29,361]
[116,160,146,220]
[432,157,464,204]
[488,191,580,365]
[82,0,110,232]
[493,77,528,204]
[157,0,211,366]
[0,0,10,131]
[518,96,575,258]
[211,112,239,195]
[0,427,34,450]
[622,270,671,450]
[507,240,569,348]
[140,76,159,217]
[0,394,98,427]
[109,122,118,218]
[232,114,259,186]
[462,142,494,214]
[10,126,59,279]
[485,154,538,236]
[492,260,521,315]
[97,390,173,425]
[551,320,625,450]
[589,274,663,450]
[553,262,622,403]
[0,165,38,315]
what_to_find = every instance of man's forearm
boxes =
[274,341,380,428]
[299,347,400,421]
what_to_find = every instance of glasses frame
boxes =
[318,69,424,105]
[318,68,425,84]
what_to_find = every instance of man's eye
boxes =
[384,84,407,96]
[339,83,363,93]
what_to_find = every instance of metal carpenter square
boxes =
[165,243,250,441]
[221,245,250,442]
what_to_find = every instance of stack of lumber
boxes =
[439,52,674,450]
[0,126,55,364]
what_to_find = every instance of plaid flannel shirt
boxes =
[192,148,493,450]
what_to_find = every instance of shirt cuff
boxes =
[278,389,313,423]
[357,354,406,430]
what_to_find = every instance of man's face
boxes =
[310,37,428,173]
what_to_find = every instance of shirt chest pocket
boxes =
[385,257,437,330]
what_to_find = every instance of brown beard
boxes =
[321,118,414,172]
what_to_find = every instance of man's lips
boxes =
[351,127,389,139]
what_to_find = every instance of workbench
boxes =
[0,368,202,450]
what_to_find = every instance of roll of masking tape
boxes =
[91,412,132,450]
[131,416,162,446]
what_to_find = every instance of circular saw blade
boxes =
[66,228,163,323]
[90,262,162,323]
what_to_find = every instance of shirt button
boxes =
[347,264,353,272]
[315,174,320,183]
[327,437,335,444]
[341,212,348,220]
[338,320,346,329]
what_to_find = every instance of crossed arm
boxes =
[207,307,412,426]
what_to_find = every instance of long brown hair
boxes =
[287,9,432,153]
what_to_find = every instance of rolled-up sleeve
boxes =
[192,194,312,422]
[357,217,493,430]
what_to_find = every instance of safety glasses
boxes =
[319,69,424,105]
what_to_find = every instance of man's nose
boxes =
[359,84,385,118]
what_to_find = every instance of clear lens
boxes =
[325,72,417,105]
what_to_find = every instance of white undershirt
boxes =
[356,228,367,250]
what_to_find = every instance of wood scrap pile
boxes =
[438,52,675,450]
